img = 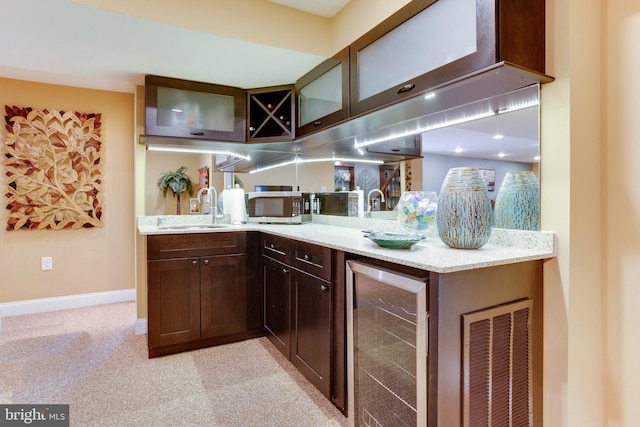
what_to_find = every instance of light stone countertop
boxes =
[137,214,557,274]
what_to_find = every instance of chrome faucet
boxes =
[208,186,218,224]
[367,189,386,217]
[196,188,208,205]
[196,187,219,224]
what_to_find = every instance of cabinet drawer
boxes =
[147,232,246,260]
[261,234,290,264]
[291,240,332,281]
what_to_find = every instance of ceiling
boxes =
[0,0,332,92]
[0,0,539,167]
[268,0,351,18]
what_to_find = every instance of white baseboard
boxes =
[135,317,148,335]
[0,289,136,333]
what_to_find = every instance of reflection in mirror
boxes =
[419,84,540,206]
[335,85,541,218]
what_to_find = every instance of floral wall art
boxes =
[3,105,104,230]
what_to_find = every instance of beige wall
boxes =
[604,1,640,424]
[543,0,605,422]
[0,78,135,303]
[234,162,334,193]
[542,0,640,425]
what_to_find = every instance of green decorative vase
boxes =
[437,167,493,249]
[494,171,540,231]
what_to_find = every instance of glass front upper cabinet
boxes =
[350,0,547,116]
[145,75,245,142]
[295,48,349,138]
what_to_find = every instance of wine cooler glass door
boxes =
[346,260,428,427]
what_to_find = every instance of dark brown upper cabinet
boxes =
[349,0,548,117]
[145,75,246,142]
[295,47,350,138]
[247,85,295,142]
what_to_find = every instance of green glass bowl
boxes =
[363,231,425,249]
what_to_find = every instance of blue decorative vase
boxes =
[437,167,493,249]
[494,171,540,231]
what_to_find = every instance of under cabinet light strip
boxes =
[354,98,539,149]
[354,110,496,149]
[146,144,251,161]
[249,157,384,174]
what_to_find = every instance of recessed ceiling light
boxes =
[498,152,506,158]
[493,134,504,140]
[455,147,463,153]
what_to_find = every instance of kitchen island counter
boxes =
[138,215,556,274]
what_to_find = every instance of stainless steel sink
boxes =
[157,224,229,230]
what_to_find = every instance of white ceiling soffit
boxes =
[0,0,327,93]
[267,0,351,18]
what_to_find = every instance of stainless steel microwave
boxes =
[312,190,365,217]
[247,191,312,224]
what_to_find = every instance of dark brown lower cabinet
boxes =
[428,261,543,427]
[147,257,201,348]
[145,231,543,424]
[291,269,331,398]
[200,254,246,338]
[263,255,291,358]
[261,234,334,401]
[146,232,261,357]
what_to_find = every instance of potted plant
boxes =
[157,166,194,214]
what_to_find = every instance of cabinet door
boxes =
[145,75,246,142]
[295,47,349,138]
[262,255,291,359]
[200,254,247,339]
[147,257,201,348]
[349,0,492,116]
[291,269,332,398]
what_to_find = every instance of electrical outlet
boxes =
[41,256,53,271]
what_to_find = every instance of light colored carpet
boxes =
[0,302,348,426]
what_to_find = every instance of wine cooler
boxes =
[346,260,429,427]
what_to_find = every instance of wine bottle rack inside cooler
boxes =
[346,260,428,427]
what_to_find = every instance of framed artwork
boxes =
[198,166,210,190]
[3,105,103,230]
[479,168,496,192]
